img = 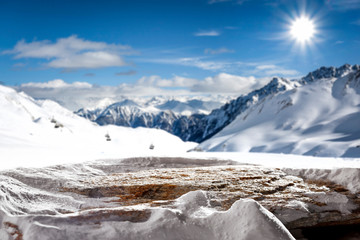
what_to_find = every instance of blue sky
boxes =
[0,0,359,98]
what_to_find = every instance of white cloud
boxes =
[3,35,132,69]
[137,75,198,88]
[48,51,125,69]
[204,47,235,54]
[178,58,228,70]
[263,69,298,76]
[17,78,194,110]
[254,64,277,70]
[20,79,92,89]
[149,57,230,71]
[194,30,220,37]
[145,58,299,77]
[192,73,268,93]
[161,76,199,87]
[17,73,272,110]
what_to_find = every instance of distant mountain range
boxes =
[75,97,227,141]
[74,64,360,157]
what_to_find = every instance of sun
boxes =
[290,16,316,43]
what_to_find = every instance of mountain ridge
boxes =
[197,64,360,157]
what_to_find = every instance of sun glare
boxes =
[290,16,315,43]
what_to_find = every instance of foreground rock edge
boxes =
[1,157,360,239]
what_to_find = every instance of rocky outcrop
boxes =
[1,157,359,239]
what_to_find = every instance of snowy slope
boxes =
[199,64,360,157]
[0,85,197,169]
[187,77,298,142]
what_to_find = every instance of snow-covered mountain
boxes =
[96,104,179,132]
[87,78,298,143]
[198,64,360,157]
[186,77,298,142]
[76,96,227,118]
[0,85,196,169]
[155,99,224,115]
[75,97,227,141]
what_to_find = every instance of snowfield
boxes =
[0,85,196,169]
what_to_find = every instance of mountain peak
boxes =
[301,64,359,84]
[251,77,295,96]
[267,77,292,89]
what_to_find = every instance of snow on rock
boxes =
[76,191,294,240]
[1,155,360,239]
[185,151,360,169]
[119,191,296,240]
[174,191,294,240]
[0,175,82,216]
[0,190,294,240]
[284,168,360,194]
